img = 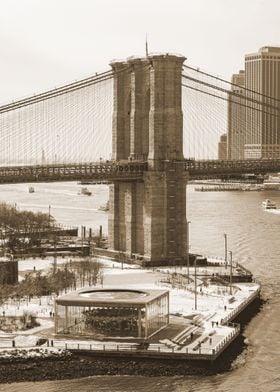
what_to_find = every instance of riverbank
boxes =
[0,341,243,384]
[0,257,261,384]
[0,296,263,384]
[0,354,216,383]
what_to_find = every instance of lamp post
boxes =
[186,221,191,279]
[194,256,197,311]
[48,205,52,227]
[229,250,233,295]
[224,233,228,269]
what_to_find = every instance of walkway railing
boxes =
[47,326,239,360]
[221,289,260,325]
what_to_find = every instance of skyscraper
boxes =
[218,134,227,160]
[244,46,280,159]
[227,70,245,159]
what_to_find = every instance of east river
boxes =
[0,182,279,392]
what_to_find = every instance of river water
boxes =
[0,182,279,392]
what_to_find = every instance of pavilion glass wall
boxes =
[55,303,145,337]
[145,293,169,338]
[55,293,169,338]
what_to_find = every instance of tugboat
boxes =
[262,199,277,209]
[78,187,92,196]
[98,200,109,211]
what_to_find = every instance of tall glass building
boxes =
[244,46,280,159]
[227,70,245,160]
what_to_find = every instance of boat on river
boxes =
[262,199,277,209]
[98,200,109,211]
[78,187,92,196]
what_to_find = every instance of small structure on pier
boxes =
[0,258,18,284]
[55,288,169,339]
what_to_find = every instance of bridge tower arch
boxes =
[109,54,188,265]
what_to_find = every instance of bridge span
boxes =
[2,53,280,265]
[0,159,279,184]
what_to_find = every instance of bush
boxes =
[20,311,40,330]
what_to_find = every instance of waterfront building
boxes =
[227,70,245,160]
[218,133,228,160]
[55,287,169,339]
[244,46,280,158]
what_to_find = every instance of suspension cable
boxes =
[182,74,279,112]
[182,83,278,117]
[183,64,280,104]
[0,65,130,114]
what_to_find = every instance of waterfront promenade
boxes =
[0,256,260,362]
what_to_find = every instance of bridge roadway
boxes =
[0,159,279,184]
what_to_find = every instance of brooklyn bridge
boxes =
[1,53,280,264]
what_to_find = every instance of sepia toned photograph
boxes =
[0,1,279,391]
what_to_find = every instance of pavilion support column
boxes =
[54,301,58,333]
[65,306,69,331]
[167,293,170,324]
[145,304,148,339]
[138,308,142,338]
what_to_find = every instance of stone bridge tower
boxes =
[109,54,187,265]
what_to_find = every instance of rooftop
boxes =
[56,287,169,308]
[245,46,280,58]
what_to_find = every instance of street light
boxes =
[224,233,228,269]
[186,221,191,279]
[48,205,51,227]
[228,250,233,295]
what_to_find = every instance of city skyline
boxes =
[227,46,280,160]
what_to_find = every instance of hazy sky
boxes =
[0,0,279,103]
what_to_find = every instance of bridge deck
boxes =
[0,159,279,184]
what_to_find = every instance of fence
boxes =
[221,288,260,324]
[50,329,239,361]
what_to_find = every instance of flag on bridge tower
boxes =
[145,34,149,57]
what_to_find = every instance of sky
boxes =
[0,0,279,103]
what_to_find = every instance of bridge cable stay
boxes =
[182,66,279,160]
[183,64,280,104]
[182,74,280,116]
[182,74,280,114]
[0,76,110,165]
[182,79,279,160]
[0,66,131,166]
[182,66,231,159]
[182,81,278,160]
[182,83,278,117]
[0,71,113,114]
[183,81,227,159]
[183,80,273,159]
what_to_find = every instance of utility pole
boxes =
[229,250,233,295]
[194,256,197,311]
[186,221,191,279]
[48,205,51,227]
[53,233,57,274]
[81,225,84,257]
[224,233,227,269]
